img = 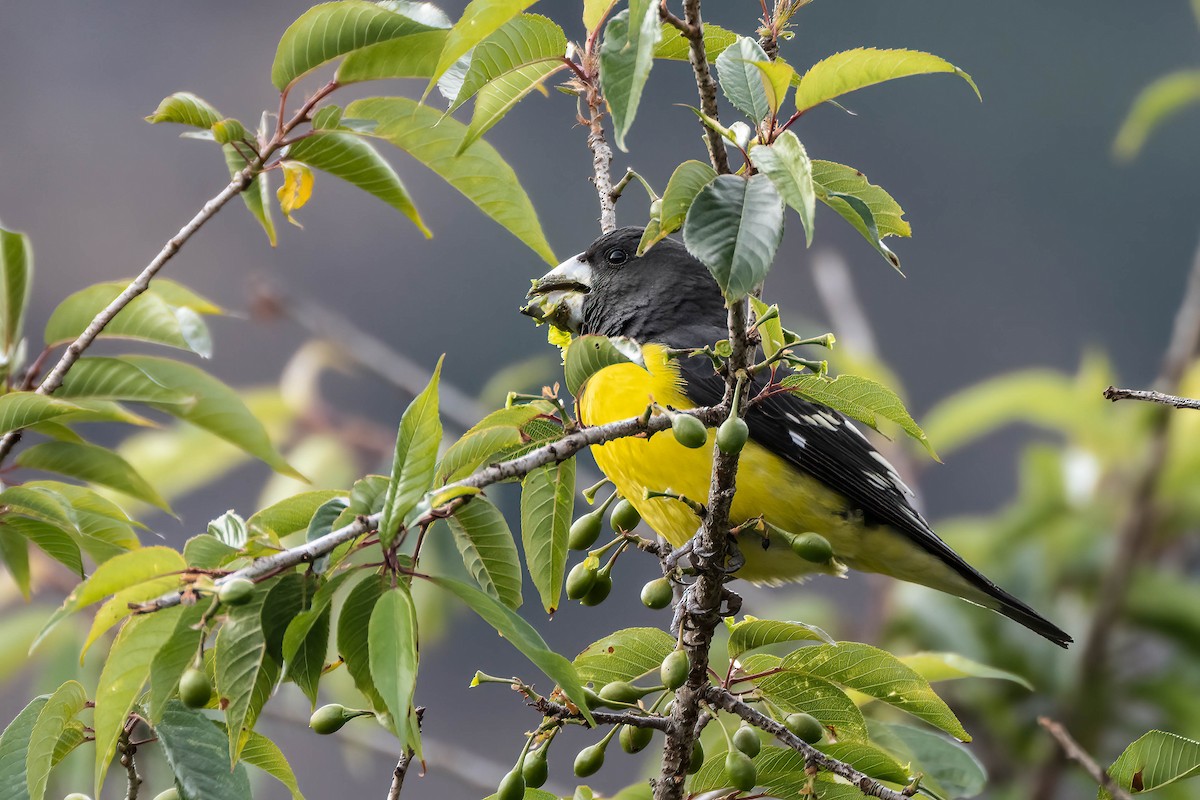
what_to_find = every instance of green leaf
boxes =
[573,627,675,686]
[820,741,911,785]
[781,643,968,741]
[746,655,870,741]
[726,616,834,661]
[461,61,569,153]
[793,48,979,114]
[752,58,795,116]
[599,2,662,151]
[811,159,908,270]
[447,498,523,609]
[379,356,443,548]
[271,0,440,90]
[1,517,81,577]
[715,37,772,123]
[239,730,306,800]
[638,160,717,253]
[900,652,1032,691]
[654,22,737,61]
[285,132,430,236]
[869,721,985,799]
[223,145,276,246]
[336,30,449,83]
[337,573,388,711]
[25,680,87,800]
[94,608,184,795]
[0,695,48,800]
[750,131,815,245]
[47,545,185,623]
[147,604,207,722]
[0,394,79,435]
[520,460,574,614]
[425,0,540,96]
[692,745,907,795]
[436,409,533,484]
[369,586,421,754]
[0,227,32,356]
[284,571,353,707]
[779,373,936,457]
[583,0,616,32]
[50,722,87,769]
[145,92,222,128]
[683,173,784,301]
[345,96,556,264]
[247,490,346,541]
[303,497,348,575]
[56,357,190,404]
[1101,730,1200,799]
[121,356,301,478]
[17,441,171,511]
[44,281,218,357]
[428,575,593,724]
[1114,69,1200,160]
[564,335,645,396]
[156,701,252,800]
[0,528,30,599]
[450,14,567,111]
[214,580,278,764]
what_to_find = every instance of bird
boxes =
[522,226,1071,648]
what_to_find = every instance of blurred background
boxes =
[1,1,1199,798]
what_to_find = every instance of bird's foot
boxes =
[664,538,696,573]
[723,535,745,574]
[671,581,744,636]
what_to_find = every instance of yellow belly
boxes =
[577,343,981,596]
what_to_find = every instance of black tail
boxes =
[972,576,1073,648]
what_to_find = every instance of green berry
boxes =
[309,704,358,735]
[725,750,758,791]
[522,746,549,788]
[784,712,824,744]
[218,577,255,606]
[610,499,641,532]
[619,724,653,754]
[671,413,708,449]
[717,417,750,454]
[660,649,689,691]
[732,724,761,757]
[599,681,648,705]
[649,198,663,218]
[687,740,704,773]
[63,795,92,800]
[582,687,606,710]
[151,790,179,800]
[565,561,598,600]
[640,577,673,609]
[580,569,612,606]
[573,743,605,777]
[569,511,603,550]
[178,667,212,709]
[790,532,833,563]
[495,767,525,800]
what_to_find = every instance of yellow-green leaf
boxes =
[276,161,314,228]
[0,394,79,435]
[145,92,222,128]
[424,0,540,97]
[1114,69,1200,161]
[17,441,171,512]
[793,48,979,114]
[752,58,795,116]
[0,226,32,356]
[25,680,87,800]
[379,357,442,548]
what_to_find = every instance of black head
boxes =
[523,226,726,344]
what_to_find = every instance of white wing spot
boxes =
[790,431,807,448]
[869,450,916,499]
[843,420,868,440]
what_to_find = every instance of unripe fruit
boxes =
[687,740,704,773]
[619,724,653,753]
[582,687,606,710]
[565,561,598,600]
[152,790,180,800]
[580,569,612,606]
[495,767,525,800]
[569,511,603,550]
[650,198,663,218]
[178,667,212,708]
[784,712,824,744]
[790,532,833,563]
[717,417,750,454]
[309,704,356,735]
[671,413,708,449]
[640,577,673,609]
[218,577,255,606]
[598,681,647,705]
[725,750,758,791]
[63,795,92,800]
[573,743,605,777]
[732,724,761,757]
[522,747,549,788]
[610,499,641,533]
[660,649,689,691]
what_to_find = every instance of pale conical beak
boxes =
[520,252,592,333]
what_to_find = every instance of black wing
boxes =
[674,352,1072,648]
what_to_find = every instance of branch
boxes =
[118,733,142,800]
[580,48,618,233]
[533,697,673,731]
[672,0,731,175]
[132,406,723,614]
[1038,717,1131,800]
[1034,231,1200,798]
[1103,385,1200,410]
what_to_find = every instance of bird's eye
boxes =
[606,248,628,265]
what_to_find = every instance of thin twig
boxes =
[385,708,424,800]
[675,0,730,175]
[582,52,618,233]
[534,697,673,731]
[132,406,723,614]
[118,733,142,800]
[1103,385,1200,410]
[1038,717,1132,800]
